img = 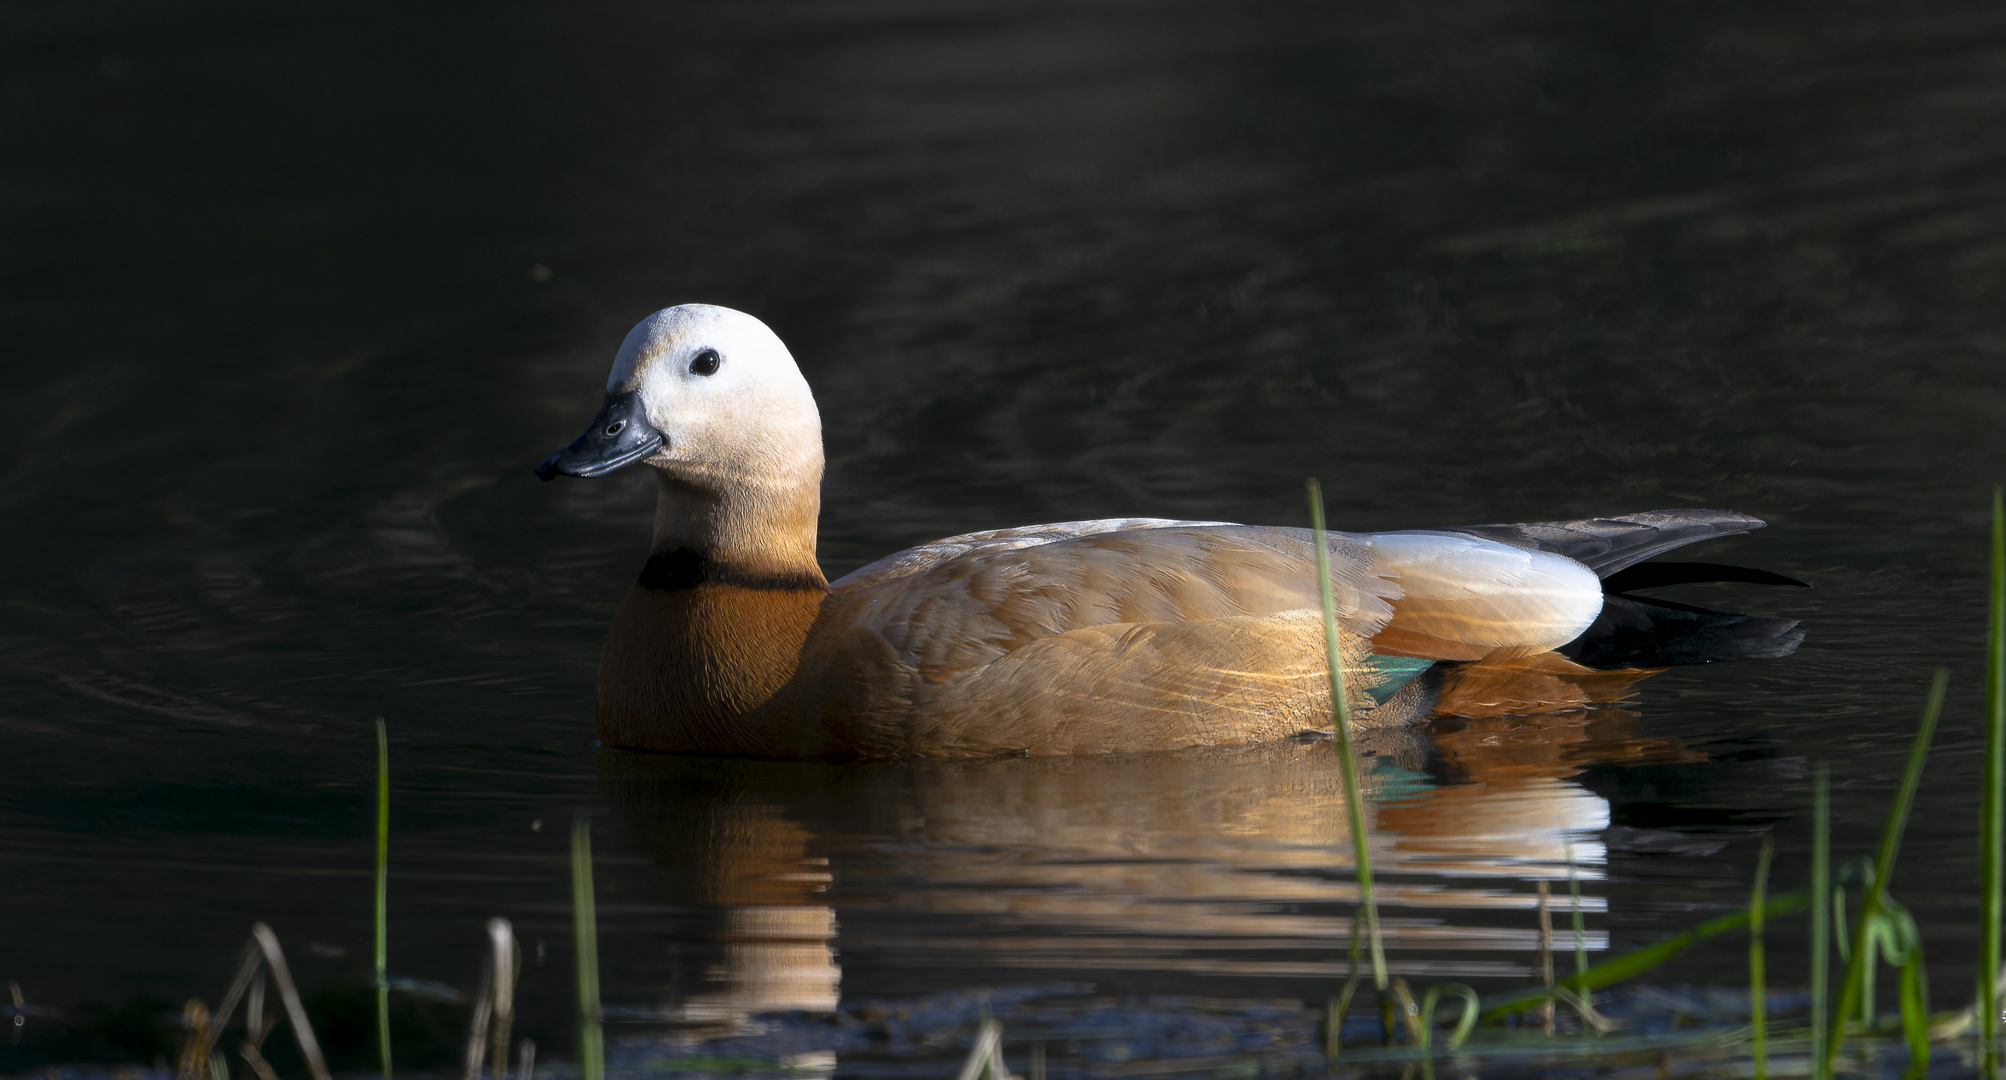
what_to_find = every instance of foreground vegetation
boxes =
[1267,483,2006,1079]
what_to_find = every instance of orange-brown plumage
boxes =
[537,304,1784,760]
[597,577,830,757]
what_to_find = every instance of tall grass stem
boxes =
[240,1044,279,1080]
[461,958,494,1080]
[955,1019,1005,1080]
[1307,479,1387,991]
[201,941,262,1062]
[571,815,604,1080]
[375,718,391,1080]
[1750,836,1774,1080]
[250,924,332,1080]
[1812,765,1831,1080]
[487,919,518,1080]
[1823,668,1949,1068]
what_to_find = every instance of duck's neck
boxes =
[595,469,833,756]
[643,470,828,588]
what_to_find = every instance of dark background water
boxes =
[6,0,2006,1070]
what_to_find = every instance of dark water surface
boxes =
[7,0,2006,1071]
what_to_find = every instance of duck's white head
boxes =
[535,304,823,495]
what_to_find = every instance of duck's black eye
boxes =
[689,348,721,376]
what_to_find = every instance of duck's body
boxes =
[539,305,1798,760]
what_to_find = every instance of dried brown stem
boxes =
[250,923,332,1080]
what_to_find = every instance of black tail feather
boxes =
[1602,561,1810,593]
[1447,509,1767,577]
[1561,594,1805,669]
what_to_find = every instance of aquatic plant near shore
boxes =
[460,919,521,1080]
[1820,668,1944,1075]
[1306,479,1386,996]
[1312,480,1486,1059]
[953,1018,1011,1080]
[950,645,1975,1076]
[1750,836,1774,1080]
[1309,491,2003,1077]
[572,815,604,1080]
[1812,764,1832,1078]
[179,925,331,1080]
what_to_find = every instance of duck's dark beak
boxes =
[534,391,666,481]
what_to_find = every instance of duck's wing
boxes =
[826,519,1606,673]
[1349,530,1605,660]
[1438,509,1766,578]
[830,520,1396,664]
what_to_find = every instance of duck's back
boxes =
[802,518,1609,758]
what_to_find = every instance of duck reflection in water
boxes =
[597,632,1793,1033]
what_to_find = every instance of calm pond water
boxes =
[7,0,2006,1073]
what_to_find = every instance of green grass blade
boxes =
[572,814,604,1080]
[1482,888,1812,1019]
[375,717,391,1080]
[1862,910,1879,1025]
[1882,904,1931,1079]
[1307,479,1386,992]
[1419,983,1480,1052]
[1823,668,1950,1068]
[1751,836,1774,1080]
[1983,486,2004,1078]
[1901,957,1930,1079]
[1812,765,1831,1080]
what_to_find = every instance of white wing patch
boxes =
[1365,531,1604,658]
